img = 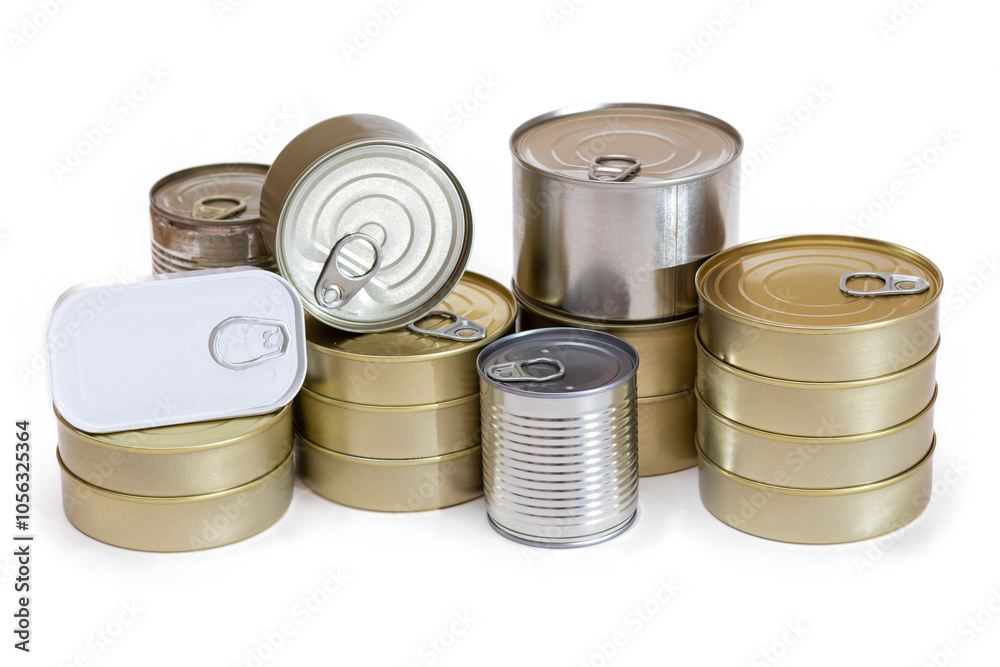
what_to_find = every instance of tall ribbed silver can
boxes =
[477,328,639,547]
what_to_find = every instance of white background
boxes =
[2,1,998,665]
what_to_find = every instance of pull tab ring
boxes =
[487,358,566,383]
[840,272,931,297]
[209,317,290,371]
[408,311,488,342]
[191,195,247,221]
[588,154,642,182]
[314,232,384,310]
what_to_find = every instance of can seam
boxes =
[296,430,481,465]
[695,385,937,442]
[56,447,293,503]
[695,331,940,389]
[697,436,935,496]
[298,386,479,412]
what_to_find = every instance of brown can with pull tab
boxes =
[149,163,275,273]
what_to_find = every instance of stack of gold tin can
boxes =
[509,103,742,476]
[57,406,294,552]
[694,235,942,544]
[294,272,516,511]
[149,163,275,273]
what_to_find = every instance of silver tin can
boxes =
[150,163,275,273]
[477,328,639,547]
[511,103,742,322]
[260,114,474,332]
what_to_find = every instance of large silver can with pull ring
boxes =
[477,328,639,548]
[260,114,474,333]
[510,103,742,322]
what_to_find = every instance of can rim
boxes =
[476,327,639,398]
[695,234,944,334]
[57,446,293,503]
[487,512,637,549]
[307,273,516,362]
[695,329,940,389]
[297,386,479,413]
[509,102,743,188]
[54,403,291,455]
[695,385,937,443]
[149,162,268,227]
[697,435,935,497]
[639,388,695,405]
[513,282,699,332]
[296,431,481,465]
[275,138,474,333]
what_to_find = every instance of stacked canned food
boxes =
[254,114,506,511]
[50,269,306,551]
[510,103,742,476]
[694,235,942,544]
[295,273,516,511]
[149,163,276,273]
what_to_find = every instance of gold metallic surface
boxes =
[638,391,696,477]
[695,332,938,437]
[305,272,515,405]
[697,437,934,544]
[697,387,936,488]
[515,289,697,398]
[56,405,292,496]
[293,388,479,459]
[696,235,942,381]
[58,448,293,552]
[296,433,482,512]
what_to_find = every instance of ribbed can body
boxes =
[481,378,638,547]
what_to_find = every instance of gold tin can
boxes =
[638,391,696,477]
[696,235,942,382]
[305,272,515,406]
[296,433,482,512]
[55,404,292,497]
[697,437,934,544]
[58,448,293,552]
[697,387,936,488]
[293,388,479,459]
[696,332,938,437]
[515,287,697,398]
[150,163,275,273]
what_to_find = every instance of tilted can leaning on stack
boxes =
[694,235,942,544]
[510,103,742,475]
[258,114,500,511]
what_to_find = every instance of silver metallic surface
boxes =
[511,103,742,322]
[478,328,639,547]
[208,317,290,371]
[407,310,488,342]
[313,232,383,310]
[839,271,931,297]
[486,357,565,383]
[261,114,473,332]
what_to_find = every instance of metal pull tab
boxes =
[487,358,566,383]
[408,311,488,342]
[191,195,247,221]
[840,272,931,297]
[588,154,642,182]
[314,232,383,310]
[209,317,290,371]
